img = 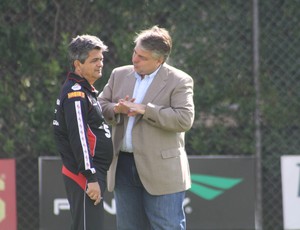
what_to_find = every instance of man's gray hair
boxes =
[134,26,172,62]
[68,34,108,71]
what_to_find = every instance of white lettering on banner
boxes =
[183,197,192,214]
[54,199,70,215]
[103,199,116,215]
[281,155,300,229]
[0,175,6,223]
[53,198,117,215]
[53,197,192,216]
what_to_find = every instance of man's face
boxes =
[75,49,104,84]
[132,44,163,76]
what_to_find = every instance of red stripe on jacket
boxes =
[62,165,86,190]
[62,126,96,189]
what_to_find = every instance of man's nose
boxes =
[97,60,103,67]
[132,55,139,63]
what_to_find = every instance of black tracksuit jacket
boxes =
[53,72,113,187]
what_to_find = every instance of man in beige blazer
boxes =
[98,25,195,230]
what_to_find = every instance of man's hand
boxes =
[113,95,135,114]
[119,100,146,116]
[86,182,102,205]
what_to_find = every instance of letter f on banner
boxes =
[54,199,70,215]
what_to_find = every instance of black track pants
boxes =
[63,175,105,230]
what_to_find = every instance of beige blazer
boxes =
[98,63,195,195]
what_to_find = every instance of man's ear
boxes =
[157,57,164,65]
[73,60,83,76]
[74,60,81,69]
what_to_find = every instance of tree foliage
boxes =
[0,0,299,157]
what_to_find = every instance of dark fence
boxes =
[1,0,300,229]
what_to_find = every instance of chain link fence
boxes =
[260,1,300,229]
[1,0,300,229]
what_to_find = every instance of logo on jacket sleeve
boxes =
[68,91,85,99]
[71,83,82,91]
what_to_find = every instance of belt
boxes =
[120,151,133,156]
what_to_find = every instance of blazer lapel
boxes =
[131,66,167,124]
[142,65,168,104]
[123,71,136,98]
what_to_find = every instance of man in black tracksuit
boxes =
[53,35,112,230]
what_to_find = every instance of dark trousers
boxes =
[63,175,105,230]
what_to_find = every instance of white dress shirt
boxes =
[121,66,161,152]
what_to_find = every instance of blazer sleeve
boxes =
[142,73,195,132]
[98,71,121,126]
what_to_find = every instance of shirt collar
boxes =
[135,65,162,80]
[67,72,98,95]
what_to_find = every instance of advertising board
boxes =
[281,155,300,229]
[39,156,256,230]
[0,159,17,230]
